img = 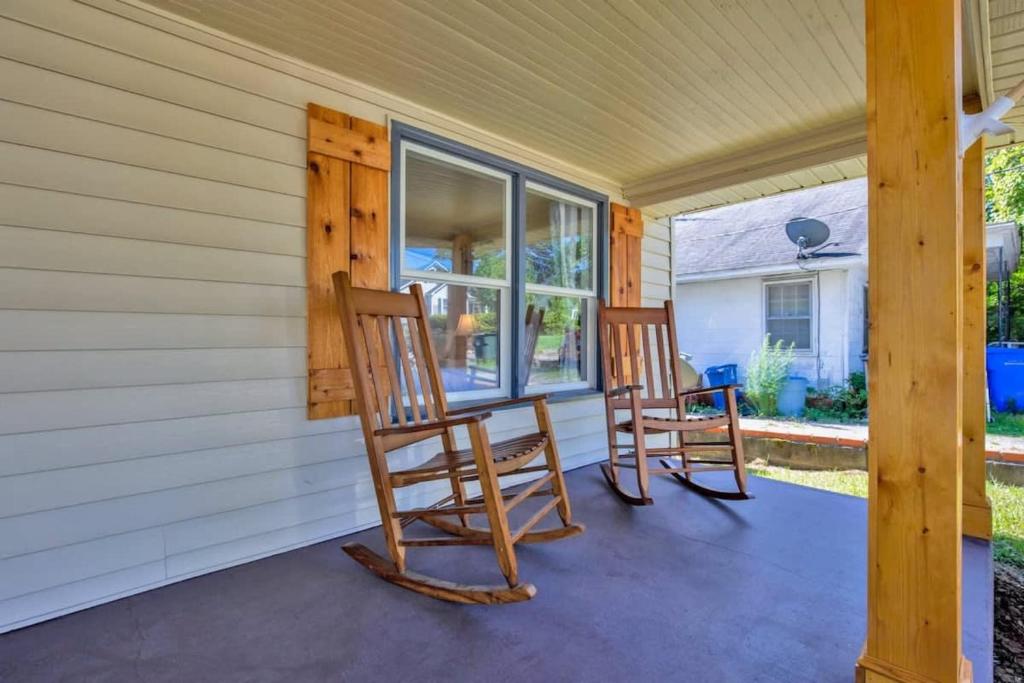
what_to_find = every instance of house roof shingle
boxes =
[674,178,868,279]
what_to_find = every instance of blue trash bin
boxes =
[986,347,1024,412]
[705,363,738,410]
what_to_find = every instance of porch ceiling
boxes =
[135,0,1015,217]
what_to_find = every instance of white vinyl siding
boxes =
[0,0,674,633]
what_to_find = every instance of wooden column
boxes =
[962,95,993,540]
[447,233,472,367]
[858,1,970,682]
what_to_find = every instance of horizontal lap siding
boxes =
[0,0,621,632]
[641,216,674,306]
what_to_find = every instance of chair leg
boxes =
[441,430,470,527]
[363,436,407,572]
[630,396,651,502]
[603,402,619,485]
[678,427,691,483]
[534,399,572,525]
[725,387,749,495]
[467,420,519,588]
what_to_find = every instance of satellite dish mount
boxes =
[785,218,831,260]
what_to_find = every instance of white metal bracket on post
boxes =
[960,79,1024,154]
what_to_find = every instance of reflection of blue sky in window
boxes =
[405,248,451,272]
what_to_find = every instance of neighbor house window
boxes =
[398,132,604,401]
[764,279,814,351]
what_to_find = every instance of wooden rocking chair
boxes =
[597,300,753,505]
[332,272,584,604]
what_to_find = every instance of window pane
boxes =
[525,187,594,291]
[404,148,508,280]
[401,279,504,395]
[766,282,810,318]
[525,293,593,387]
[767,318,811,350]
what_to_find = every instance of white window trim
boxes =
[762,276,817,356]
[399,141,514,400]
[399,141,513,288]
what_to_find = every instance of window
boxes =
[764,279,814,351]
[397,129,605,402]
[524,183,597,392]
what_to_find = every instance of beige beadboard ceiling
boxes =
[140,0,1011,217]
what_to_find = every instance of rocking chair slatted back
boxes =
[333,272,449,448]
[599,301,684,409]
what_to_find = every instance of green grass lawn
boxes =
[987,411,1024,437]
[748,463,1024,568]
[535,334,562,353]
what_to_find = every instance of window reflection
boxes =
[401,279,503,394]
[404,149,507,280]
[525,187,594,290]
[525,294,590,387]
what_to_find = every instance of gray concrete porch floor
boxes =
[0,466,993,683]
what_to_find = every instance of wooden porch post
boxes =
[962,95,993,541]
[859,0,970,681]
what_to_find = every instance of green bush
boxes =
[804,371,868,422]
[428,313,446,334]
[744,335,795,416]
[474,310,497,334]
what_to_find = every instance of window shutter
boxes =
[609,202,644,383]
[609,202,643,306]
[306,103,390,420]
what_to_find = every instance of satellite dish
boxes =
[785,217,831,259]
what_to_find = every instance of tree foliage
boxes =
[984,146,1024,341]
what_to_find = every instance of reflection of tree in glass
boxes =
[526,236,591,290]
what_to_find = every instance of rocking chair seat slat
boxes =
[389,432,549,488]
[615,414,731,433]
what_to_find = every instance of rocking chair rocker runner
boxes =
[598,300,753,505]
[332,272,583,604]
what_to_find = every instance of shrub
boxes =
[744,335,795,416]
[804,371,868,422]
[428,313,447,334]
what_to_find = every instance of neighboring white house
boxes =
[674,178,869,389]
[675,179,1023,388]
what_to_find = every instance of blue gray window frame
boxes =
[389,121,608,405]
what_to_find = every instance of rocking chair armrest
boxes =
[445,394,550,417]
[373,412,492,437]
[678,383,741,398]
[606,384,643,398]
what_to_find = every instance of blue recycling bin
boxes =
[705,363,738,410]
[987,346,1024,412]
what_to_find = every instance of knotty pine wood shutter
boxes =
[306,103,390,419]
[609,202,643,306]
[609,203,644,383]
